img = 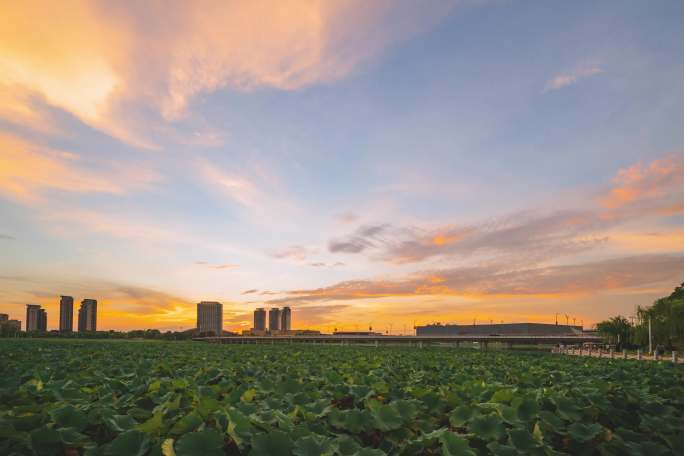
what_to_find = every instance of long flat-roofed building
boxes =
[0,313,8,322]
[197,301,223,336]
[78,299,97,332]
[416,322,583,336]
[280,306,291,331]
[59,296,74,332]
[268,308,281,332]
[253,308,266,331]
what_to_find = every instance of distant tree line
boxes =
[596,282,684,350]
[0,327,207,340]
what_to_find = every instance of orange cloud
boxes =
[0,132,160,202]
[0,1,456,146]
[431,232,466,246]
[601,155,684,211]
[269,254,684,306]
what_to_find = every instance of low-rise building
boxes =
[415,323,583,336]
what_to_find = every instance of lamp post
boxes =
[648,317,653,355]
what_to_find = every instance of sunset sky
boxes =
[1,1,684,333]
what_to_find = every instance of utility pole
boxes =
[565,314,569,326]
[555,313,558,325]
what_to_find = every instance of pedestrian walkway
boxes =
[553,347,683,364]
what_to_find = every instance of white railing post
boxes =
[654,350,660,361]
[622,349,627,360]
[637,349,642,360]
[610,349,614,359]
[672,351,678,363]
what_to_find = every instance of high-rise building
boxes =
[280,306,292,331]
[253,308,266,331]
[197,301,223,336]
[26,304,46,332]
[0,313,8,322]
[78,299,97,332]
[268,308,281,332]
[59,296,74,332]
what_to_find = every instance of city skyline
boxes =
[2,1,684,333]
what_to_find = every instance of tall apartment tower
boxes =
[26,304,47,331]
[197,301,223,336]
[59,296,74,332]
[253,308,266,331]
[280,306,292,331]
[78,299,97,332]
[268,308,281,332]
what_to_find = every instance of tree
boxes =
[596,315,633,350]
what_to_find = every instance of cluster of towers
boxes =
[253,307,291,333]
[23,296,98,332]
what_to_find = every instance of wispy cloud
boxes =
[0,1,457,146]
[336,211,359,224]
[328,224,394,254]
[544,63,603,92]
[268,254,684,306]
[271,245,312,261]
[0,234,15,240]
[0,132,160,203]
[195,261,239,270]
[328,154,684,265]
[599,154,684,215]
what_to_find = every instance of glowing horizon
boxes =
[2,1,684,333]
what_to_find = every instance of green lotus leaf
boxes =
[538,411,565,432]
[293,434,335,456]
[50,404,88,431]
[169,411,203,435]
[58,427,92,447]
[508,429,539,451]
[449,405,476,427]
[373,404,403,432]
[30,426,62,456]
[353,448,387,456]
[393,399,420,422]
[241,388,257,403]
[249,430,294,456]
[513,397,539,422]
[491,389,515,404]
[137,411,163,435]
[552,397,583,421]
[105,415,138,433]
[486,441,518,456]
[468,414,506,441]
[439,431,476,456]
[567,422,603,443]
[175,428,224,456]
[104,430,151,456]
[226,408,256,448]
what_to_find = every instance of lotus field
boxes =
[1,340,683,455]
